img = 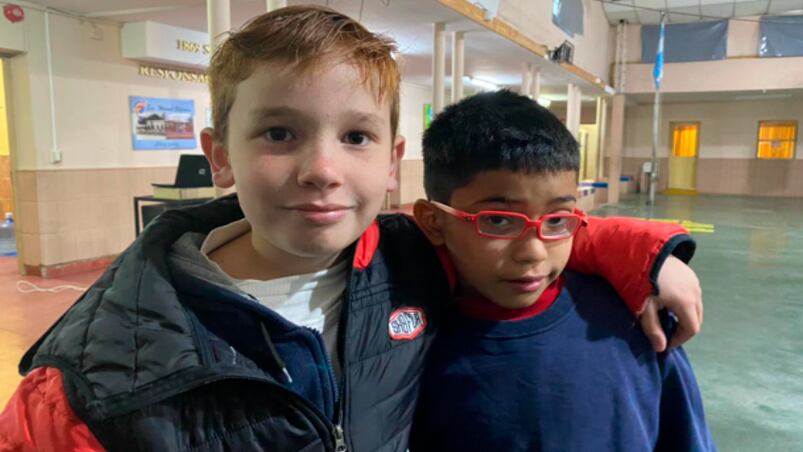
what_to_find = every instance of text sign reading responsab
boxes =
[138,65,208,84]
[130,96,197,151]
[122,21,210,70]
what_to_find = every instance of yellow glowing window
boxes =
[757,121,796,160]
[672,124,698,158]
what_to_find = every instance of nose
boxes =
[296,139,344,191]
[509,228,549,265]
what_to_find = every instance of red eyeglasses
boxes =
[431,201,588,241]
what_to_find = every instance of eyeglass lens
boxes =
[476,213,580,238]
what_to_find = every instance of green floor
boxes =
[594,193,803,451]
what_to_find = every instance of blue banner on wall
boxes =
[641,20,727,63]
[552,0,584,38]
[759,15,803,58]
[130,96,196,150]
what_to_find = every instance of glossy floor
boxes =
[0,259,103,406]
[595,193,803,451]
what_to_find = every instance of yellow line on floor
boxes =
[635,218,715,234]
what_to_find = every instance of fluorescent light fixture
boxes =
[464,76,500,91]
[536,97,552,108]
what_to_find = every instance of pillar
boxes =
[267,0,286,11]
[596,97,608,180]
[433,22,446,114]
[451,31,465,103]
[607,94,626,204]
[530,67,541,101]
[521,63,533,97]
[207,0,231,51]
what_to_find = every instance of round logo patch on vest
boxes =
[388,307,427,341]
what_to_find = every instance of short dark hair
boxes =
[423,90,579,203]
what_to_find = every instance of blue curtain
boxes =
[641,20,727,63]
[759,15,803,57]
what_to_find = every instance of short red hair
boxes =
[208,5,400,142]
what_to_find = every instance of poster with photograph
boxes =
[130,96,196,150]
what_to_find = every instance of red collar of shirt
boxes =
[458,275,565,321]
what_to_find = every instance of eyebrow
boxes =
[341,110,386,129]
[249,106,304,122]
[249,107,385,129]
[472,195,577,206]
[548,195,577,204]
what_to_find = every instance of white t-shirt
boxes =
[201,219,346,376]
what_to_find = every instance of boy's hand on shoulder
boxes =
[639,255,703,352]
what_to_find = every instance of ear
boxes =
[201,127,235,188]
[386,135,406,192]
[413,199,446,246]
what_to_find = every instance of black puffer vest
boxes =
[20,195,450,451]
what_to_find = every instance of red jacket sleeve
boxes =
[0,367,105,452]
[567,216,693,316]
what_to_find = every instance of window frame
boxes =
[756,120,797,160]
[669,121,701,159]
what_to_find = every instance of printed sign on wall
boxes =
[130,96,196,150]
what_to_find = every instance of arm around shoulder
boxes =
[568,215,694,315]
[0,367,105,451]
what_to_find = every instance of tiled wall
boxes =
[616,157,803,197]
[17,167,176,271]
[392,159,427,206]
[695,159,803,197]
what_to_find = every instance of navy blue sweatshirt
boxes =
[410,271,716,452]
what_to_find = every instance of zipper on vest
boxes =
[333,269,353,450]
[265,378,347,452]
[333,424,347,451]
[303,326,346,451]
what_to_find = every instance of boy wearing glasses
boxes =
[410,91,715,451]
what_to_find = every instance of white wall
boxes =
[497,0,615,85]
[8,10,434,171]
[9,10,209,171]
[398,81,431,160]
[623,98,803,160]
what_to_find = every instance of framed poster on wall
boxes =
[130,96,196,150]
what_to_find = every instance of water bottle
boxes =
[0,212,17,256]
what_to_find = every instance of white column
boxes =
[433,22,446,114]
[520,63,533,97]
[207,0,231,51]
[596,97,608,180]
[267,0,286,11]
[574,85,583,136]
[451,31,465,103]
[566,84,580,139]
[607,94,626,204]
[530,67,541,101]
